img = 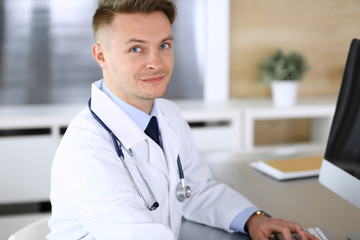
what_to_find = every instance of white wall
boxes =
[204,0,230,102]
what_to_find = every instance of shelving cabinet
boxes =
[239,97,336,151]
[0,97,336,205]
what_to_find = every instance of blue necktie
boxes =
[144,116,161,147]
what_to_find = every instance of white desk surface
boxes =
[179,151,360,240]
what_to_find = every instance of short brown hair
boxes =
[92,0,177,40]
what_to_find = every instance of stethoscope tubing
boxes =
[88,99,159,210]
[177,156,184,179]
[88,98,190,210]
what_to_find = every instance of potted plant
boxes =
[258,50,309,107]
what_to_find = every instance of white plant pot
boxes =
[271,80,299,107]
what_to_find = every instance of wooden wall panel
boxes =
[254,119,311,146]
[230,0,360,98]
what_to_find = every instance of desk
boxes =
[179,151,360,240]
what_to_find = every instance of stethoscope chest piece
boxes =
[176,156,191,202]
[176,179,191,202]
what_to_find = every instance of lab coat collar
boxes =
[91,80,146,149]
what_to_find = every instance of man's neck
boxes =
[103,80,154,114]
[102,80,154,114]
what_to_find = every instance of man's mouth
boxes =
[140,75,166,84]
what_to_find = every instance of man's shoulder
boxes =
[69,106,94,128]
[62,106,102,142]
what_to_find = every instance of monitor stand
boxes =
[347,232,360,240]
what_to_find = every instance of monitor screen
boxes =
[319,38,360,209]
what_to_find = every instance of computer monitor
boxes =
[319,38,360,210]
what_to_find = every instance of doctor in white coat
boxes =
[47,1,317,240]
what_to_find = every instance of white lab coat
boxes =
[47,80,255,240]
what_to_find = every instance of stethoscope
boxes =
[88,98,191,211]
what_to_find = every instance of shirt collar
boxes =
[101,81,157,131]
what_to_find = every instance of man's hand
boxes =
[246,214,319,240]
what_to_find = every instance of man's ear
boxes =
[92,43,107,69]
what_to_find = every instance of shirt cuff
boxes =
[230,207,270,234]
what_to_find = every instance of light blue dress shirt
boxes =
[101,82,264,234]
[101,82,157,131]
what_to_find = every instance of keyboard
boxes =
[306,227,329,240]
[270,227,334,240]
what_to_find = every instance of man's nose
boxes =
[146,51,163,70]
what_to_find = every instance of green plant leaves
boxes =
[258,50,309,83]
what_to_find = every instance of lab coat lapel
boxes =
[156,102,182,231]
[147,139,169,177]
[156,114,180,173]
[154,106,180,179]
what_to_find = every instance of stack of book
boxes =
[250,156,323,180]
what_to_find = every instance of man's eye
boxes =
[159,43,170,50]
[130,47,142,53]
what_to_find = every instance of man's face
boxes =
[94,11,174,111]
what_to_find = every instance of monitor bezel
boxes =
[319,159,360,209]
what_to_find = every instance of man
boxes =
[47,1,317,239]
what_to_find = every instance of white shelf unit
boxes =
[176,100,242,153]
[0,104,84,204]
[0,101,241,204]
[239,97,337,152]
[0,97,337,205]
